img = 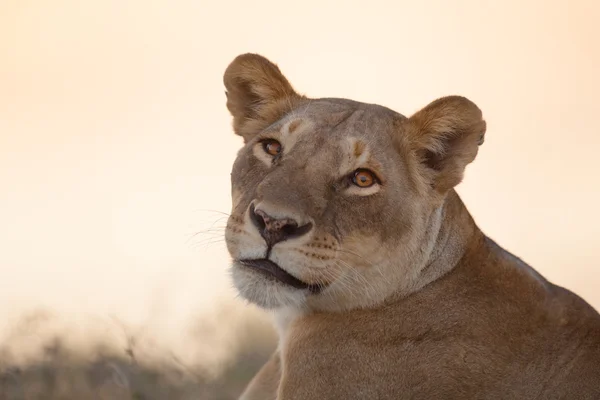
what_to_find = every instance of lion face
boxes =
[223,54,485,311]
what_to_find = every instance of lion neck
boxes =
[407,189,480,297]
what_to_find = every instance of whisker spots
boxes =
[306,242,336,250]
[228,215,244,224]
[226,225,244,234]
[289,248,334,261]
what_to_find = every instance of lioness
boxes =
[223,53,600,399]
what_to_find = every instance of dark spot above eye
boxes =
[288,119,302,133]
[353,141,366,158]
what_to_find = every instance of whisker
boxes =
[335,258,379,298]
[190,209,231,217]
[317,259,354,300]
[188,238,227,250]
[335,247,388,282]
[185,228,227,245]
[334,248,377,268]
[301,99,314,118]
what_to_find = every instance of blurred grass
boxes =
[0,306,276,400]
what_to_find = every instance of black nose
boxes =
[249,204,312,247]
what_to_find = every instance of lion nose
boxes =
[249,204,312,247]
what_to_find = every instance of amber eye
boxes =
[262,139,282,156]
[352,169,377,188]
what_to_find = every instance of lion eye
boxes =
[262,139,282,156]
[351,169,377,188]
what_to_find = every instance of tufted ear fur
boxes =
[405,96,486,194]
[223,53,304,142]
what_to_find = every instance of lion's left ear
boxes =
[405,96,486,194]
[223,53,304,142]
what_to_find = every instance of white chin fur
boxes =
[230,263,307,309]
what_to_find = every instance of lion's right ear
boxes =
[223,54,303,142]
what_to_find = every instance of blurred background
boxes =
[1,0,599,398]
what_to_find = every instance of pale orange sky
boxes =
[0,0,599,363]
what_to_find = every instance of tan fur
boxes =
[223,54,600,399]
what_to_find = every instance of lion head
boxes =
[223,53,486,312]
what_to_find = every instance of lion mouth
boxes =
[237,259,324,293]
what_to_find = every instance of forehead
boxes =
[276,98,405,144]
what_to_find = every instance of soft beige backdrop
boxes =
[1,0,599,366]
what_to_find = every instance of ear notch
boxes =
[223,53,304,141]
[406,96,486,193]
